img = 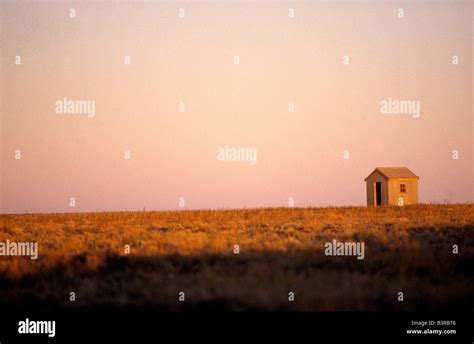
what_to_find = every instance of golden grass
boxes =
[0,204,473,311]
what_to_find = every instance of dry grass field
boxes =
[0,204,473,311]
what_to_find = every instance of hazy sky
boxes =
[1,1,472,214]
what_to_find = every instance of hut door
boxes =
[375,182,382,206]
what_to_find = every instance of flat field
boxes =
[0,204,473,311]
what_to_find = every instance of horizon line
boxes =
[1,202,472,216]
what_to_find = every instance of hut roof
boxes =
[365,167,419,181]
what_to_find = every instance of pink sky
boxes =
[1,1,472,214]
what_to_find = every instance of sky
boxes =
[1,1,472,214]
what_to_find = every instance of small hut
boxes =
[365,167,419,206]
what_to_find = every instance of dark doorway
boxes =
[375,182,382,206]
